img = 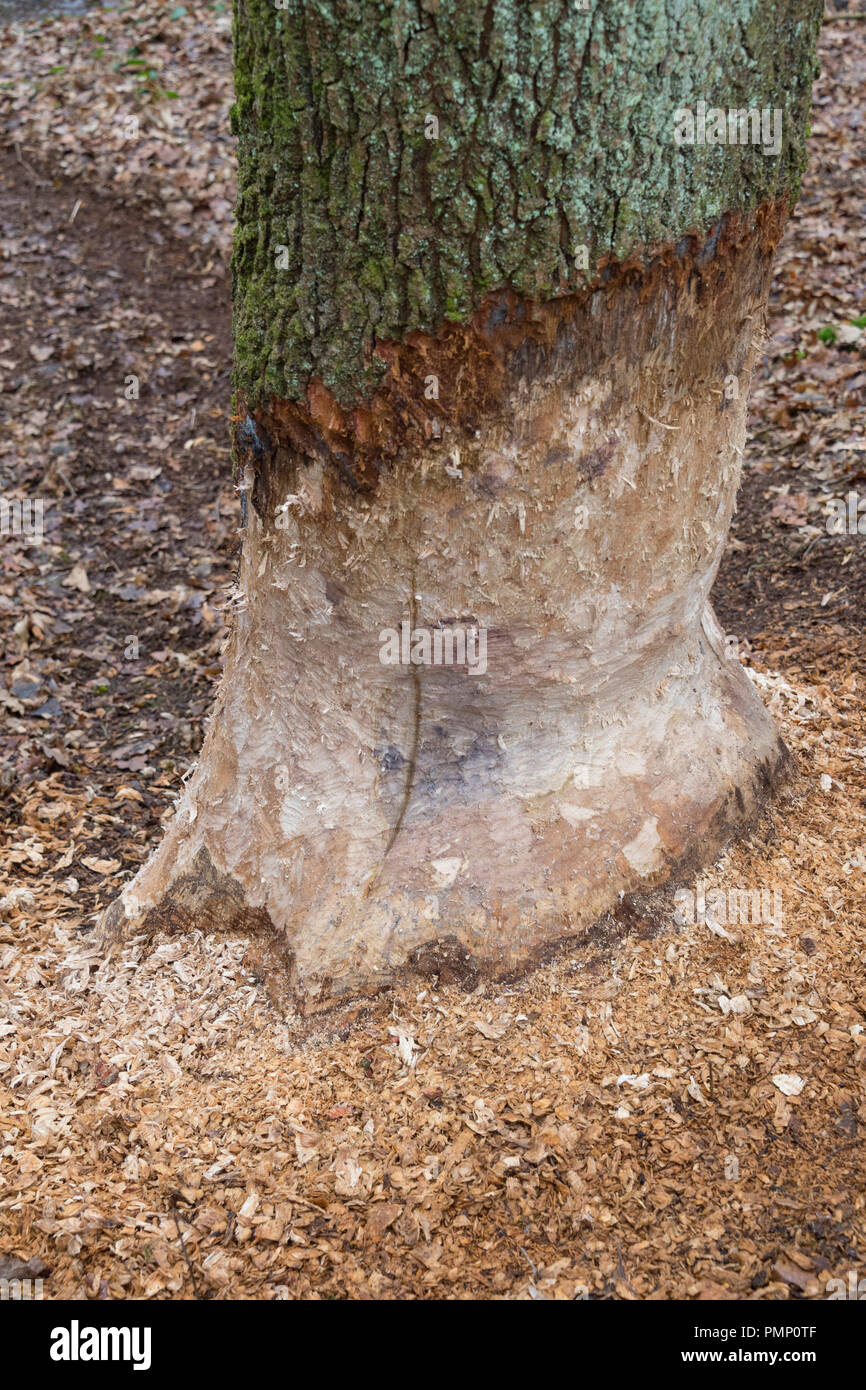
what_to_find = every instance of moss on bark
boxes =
[231,0,822,410]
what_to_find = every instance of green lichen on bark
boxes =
[231,0,822,410]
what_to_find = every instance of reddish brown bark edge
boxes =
[236,199,790,509]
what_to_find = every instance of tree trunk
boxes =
[102,0,823,1013]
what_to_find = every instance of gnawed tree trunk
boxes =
[102,0,823,1012]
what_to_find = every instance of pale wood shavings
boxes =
[0,658,863,1300]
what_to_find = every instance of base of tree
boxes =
[101,204,793,1015]
[101,647,790,1014]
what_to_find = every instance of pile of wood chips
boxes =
[1,659,863,1299]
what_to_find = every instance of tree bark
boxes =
[102,0,823,1013]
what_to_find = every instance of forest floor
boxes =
[0,7,864,1300]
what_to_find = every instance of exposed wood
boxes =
[105,205,799,1012]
